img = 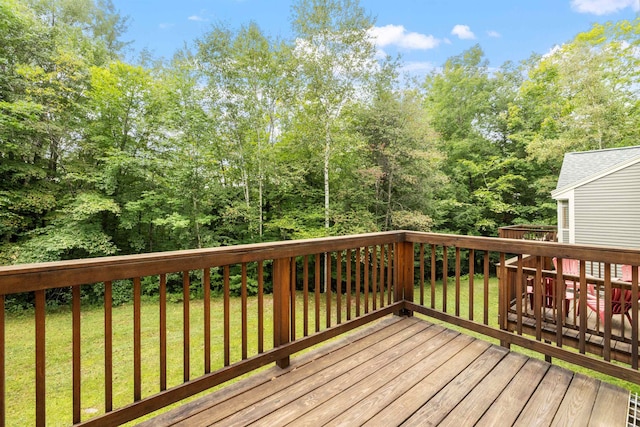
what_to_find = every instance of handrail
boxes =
[498,224,557,241]
[0,231,405,294]
[1,230,640,426]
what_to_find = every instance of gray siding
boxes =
[574,161,640,249]
[562,229,569,243]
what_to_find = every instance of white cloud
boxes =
[487,30,501,38]
[159,23,175,30]
[571,0,640,15]
[542,44,563,59]
[401,61,437,74]
[188,15,208,22]
[451,24,476,40]
[368,25,440,50]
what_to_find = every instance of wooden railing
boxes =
[498,224,557,241]
[1,231,639,426]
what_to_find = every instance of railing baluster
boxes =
[0,294,4,427]
[223,266,230,366]
[534,256,542,341]
[303,256,309,336]
[315,254,320,333]
[483,251,489,325]
[371,246,377,311]
[241,263,248,359]
[336,251,342,324]
[346,249,352,321]
[204,268,211,373]
[379,245,384,308]
[105,281,113,410]
[632,265,638,370]
[182,272,189,382]
[515,255,522,335]
[134,277,142,401]
[326,254,331,329]
[363,247,369,314]
[621,280,626,341]
[72,285,81,424]
[499,253,507,336]
[455,247,461,317]
[442,246,448,313]
[603,263,611,362]
[419,244,425,306]
[387,244,393,305]
[469,249,475,321]
[579,261,587,354]
[355,248,361,317]
[290,258,296,341]
[258,261,264,353]
[431,245,436,310]
[35,290,45,427]
[159,274,166,391]
[555,261,564,347]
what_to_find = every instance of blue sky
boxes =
[113,0,639,75]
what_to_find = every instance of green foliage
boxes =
[2,1,639,283]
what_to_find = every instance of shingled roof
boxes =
[554,145,640,193]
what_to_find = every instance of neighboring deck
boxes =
[139,316,629,427]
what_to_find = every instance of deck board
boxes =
[589,382,630,426]
[177,318,428,427]
[276,329,465,426]
[475,358,549,426]
[249,325,456,427]
[319,334,479,427]
[398,345,507,427]
[514,365,573,427]
[138,316,629,427]
[212,321,440,426]
[551,373,600,426]
[436,352,529,426]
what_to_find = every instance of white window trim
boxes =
[557,191,575,244]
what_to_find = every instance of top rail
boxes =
[404,231,640,266]
[0,231,404,294]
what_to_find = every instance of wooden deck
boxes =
[138,317,629,427]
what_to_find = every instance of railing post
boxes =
[273,257,291,368]
[395,241,414,316]
[498,253,510,349]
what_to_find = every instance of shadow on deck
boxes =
[139,316,629,427]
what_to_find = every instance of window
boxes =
[560,201,569,229]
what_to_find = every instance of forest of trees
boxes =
[2,0,640,265]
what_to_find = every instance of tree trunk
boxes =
[385,170,393,230]
[323,125,331,292]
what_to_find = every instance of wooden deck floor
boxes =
[138,317,629,427]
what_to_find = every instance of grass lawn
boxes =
[3,276,638,426]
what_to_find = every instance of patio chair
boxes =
[524,257,580,316]
[552,257,587,293]
[584,265,639,325]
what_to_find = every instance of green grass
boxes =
[4,290,372,426]
[4,278,638,426]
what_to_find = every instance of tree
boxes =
[516,19,640,167]
[353,61,442,231]
[0,0,131,262]
[290,0,377,233]
[423,47,550,235]
[197,22,294,241]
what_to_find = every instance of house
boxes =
[551,145,640,249]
